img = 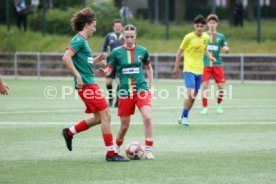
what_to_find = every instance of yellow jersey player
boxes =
[173,15,216,126]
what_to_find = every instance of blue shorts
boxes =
[183,72,202,92]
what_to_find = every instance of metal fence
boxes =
[0,52,275,81]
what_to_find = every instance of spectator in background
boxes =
[0,75,9,95]
[233,0,244,27]
[14,0,28,32]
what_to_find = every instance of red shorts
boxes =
[78,84,108,113]
[202,66,226,83]
[118,92,151,117]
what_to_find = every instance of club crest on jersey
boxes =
[203,40,207,44]
[217,38,221,43]
[138,56,143,62]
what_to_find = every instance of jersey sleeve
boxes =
[68,37,84,53]
[142,50,151,65]
[221,35,228,47]
[179,35,188,50]
[101,34,109,52]
[106,50,116,69]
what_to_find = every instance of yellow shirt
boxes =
[180,32,209,74]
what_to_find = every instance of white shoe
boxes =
[115,144,120,154]
[178,117,189,127]
[146,151,156,160]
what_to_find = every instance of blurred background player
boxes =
[173,15,215,126]
[101,20,124,107]
[0,75,9,95]
[98,25,155,160]
[62,7,128,162]
[201,14,229,115]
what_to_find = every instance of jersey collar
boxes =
[123,44,136,50]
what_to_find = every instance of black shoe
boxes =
[106,153,129,162]
[62,128,73,151]
[108,98,113,107]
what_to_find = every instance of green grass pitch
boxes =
[0,79,276,184]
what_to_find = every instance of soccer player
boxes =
[102,20,124,107]
[97,25,155,160]
[201,14,229,114]
[61,7,128,162]
[0,75,9,95]
[173,15,216,126]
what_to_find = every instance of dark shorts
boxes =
[105,69,117,79]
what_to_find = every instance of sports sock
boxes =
[106,84,113,99]
[202,97,208,107]
[217,93,223,104]
[182,109,189,118]
[116,138,124,147]
[145,139,153,152]
[68,120,89,137]
[103,133,116,157]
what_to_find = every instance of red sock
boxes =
[145,140,154,152]
[103,133,115,157]
[217,97,223,104]
[116,138,124,147]
[202,97,208,107]
[68,120,89,137]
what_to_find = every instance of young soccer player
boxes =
[201,14,229,114]
[97,25,155,159]
[173,15,216,126]
[61,7,128,162]
[102,20,124,107]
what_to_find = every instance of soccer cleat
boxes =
[62,128,73,151]
[115,144,121,154]
[216,104,223,114]
[108,98,113,107]
[200,108,208,115]
[106,153,129,162]
[146,151,156,160]
[178,117,189,127]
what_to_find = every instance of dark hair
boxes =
[207,14,219,22]
[113,19,123,26]
[71,7,96,32]
[194,14,206,25]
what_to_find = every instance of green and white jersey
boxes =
[107,45,150,97]
[68,33,95,87]
[203,32,227,67]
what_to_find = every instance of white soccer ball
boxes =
[125,142,145,160]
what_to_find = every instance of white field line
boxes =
[0,121,276,125]
[1,105,276,114]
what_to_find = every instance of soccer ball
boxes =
[125,142,145,160]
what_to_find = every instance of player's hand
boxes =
[149,86,155,97]
[76,75,84,89]
[99,53,108,61]
[0,82,9,95]
[173,66,180,77]
[210,57,216,64]
[222,46,229,54]
[97,68,107,77]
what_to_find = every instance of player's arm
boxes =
[221,35,229,54]
[0,75,9,95]
[97,67,113,77]
[222,46,229,54]
[94,53,108,64]
[62,49,83,89]
[173,48,183,77]
[144,63,154,95]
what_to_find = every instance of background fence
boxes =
[0,52,275,82]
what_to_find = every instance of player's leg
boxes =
[214,67,226,113]
[114,74,120,108]
[137,92,155,159]
[106,77,113,107]
[115,95,136,153]
[98,108,129,162]
[179,72,197,126]
[201,67,212,114]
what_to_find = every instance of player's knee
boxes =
[143,114,152,125]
